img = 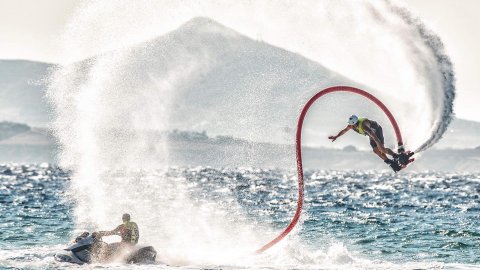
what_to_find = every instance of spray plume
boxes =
[47,0,455,265]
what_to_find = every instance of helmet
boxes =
[122,213,131,221]
[348,115,358,125]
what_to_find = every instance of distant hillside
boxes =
[0,121,30,141]
[435,118,480,149]
[60,17,361,146]
[0,127,54,146]
[0,60,55,126]
[167,131,480,172]
[0,123,477,171]
[0,122,57,163]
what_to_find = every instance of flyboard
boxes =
[255,86,415,254]
[397,151,415,168]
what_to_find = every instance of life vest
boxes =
[353,118,367,135]
[121,221,139,244]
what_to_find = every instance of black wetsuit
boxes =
[367,121,384,148]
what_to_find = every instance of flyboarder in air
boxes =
[328,115,404,172]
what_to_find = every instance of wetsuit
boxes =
[353,118,384,149]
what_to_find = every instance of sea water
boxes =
[0,164,479,269]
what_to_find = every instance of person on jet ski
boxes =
[94,213,139,246]
[56,216,156,265]
[328,115,402,172]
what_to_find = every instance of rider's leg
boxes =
[373,146,388,160]
[374,126,398,158]
[370,136,388,160]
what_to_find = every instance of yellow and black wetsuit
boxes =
[352,118,384,148]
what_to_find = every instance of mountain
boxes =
[48,17,479,151]
[0,123,57,163]
[0,60,55,126]
[0,127,54,146]
[62,17,363,145]
[56,17,430,150]
[0,121,31,141]
[0,17,478,154]
[434,118,480,149]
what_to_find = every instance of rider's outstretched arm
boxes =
[97,225,122,237]
[329,125,352,142]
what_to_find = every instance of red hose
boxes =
[255,86,403,253]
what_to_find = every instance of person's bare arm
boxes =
[328,125,352,142]
[96,225,121,237]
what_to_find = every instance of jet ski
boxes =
[55,232,157,264]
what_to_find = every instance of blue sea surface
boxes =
[0,164,73,249]
[0,164,479,269]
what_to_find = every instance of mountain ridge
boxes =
[1,17,478,150]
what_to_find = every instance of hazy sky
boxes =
[0,0,478,121]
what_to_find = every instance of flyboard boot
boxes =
[395,145,415,169]
[384,158,402,172]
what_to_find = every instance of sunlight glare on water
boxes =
[0,165,479,269]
